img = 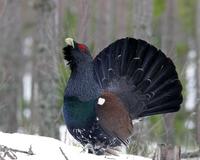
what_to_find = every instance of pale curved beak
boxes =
[65,38,74,48]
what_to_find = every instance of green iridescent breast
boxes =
[63,96,97,128]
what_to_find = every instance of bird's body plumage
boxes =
[63,37,182,154]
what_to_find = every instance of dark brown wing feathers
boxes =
[96,91,133,145]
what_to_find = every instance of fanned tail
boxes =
[93,38,182,119]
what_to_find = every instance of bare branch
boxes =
[59,147,69,160]
[0,145,34,156]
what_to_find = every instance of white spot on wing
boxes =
[98,97,105,105]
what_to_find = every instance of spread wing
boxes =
[96,91,133,145]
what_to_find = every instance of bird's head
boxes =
[63,38,92,70]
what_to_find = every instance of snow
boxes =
[0,132,151,160]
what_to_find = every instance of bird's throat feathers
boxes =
[65,62,101,101]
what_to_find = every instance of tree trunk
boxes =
[127,0,153,155]
[94,0,113,54]
[116,0,128,38]
[161,0,177,145]
[0,0,22,133]
[133,0,152,41]
[196,0,200,146]
[153,144,181,160]
[30,0,60,138]
[76,0,89,43]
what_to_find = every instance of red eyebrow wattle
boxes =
[78,44,87,52]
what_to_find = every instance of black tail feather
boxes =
[93,37,182,119]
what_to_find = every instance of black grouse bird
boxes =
[63,37,182,154]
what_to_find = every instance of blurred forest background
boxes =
[0,0,200,157]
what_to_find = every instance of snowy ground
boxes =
[0,132,151,160]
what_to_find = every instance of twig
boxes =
[0,145,34,155]
[0,154,6,160]
[59,147,69,160]
[181,150,200,158]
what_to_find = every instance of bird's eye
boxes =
[78,44,87,53]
